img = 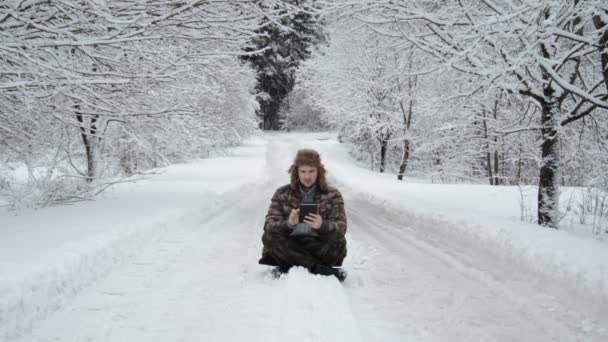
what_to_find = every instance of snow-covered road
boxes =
[346,197,603,341]
[5,133,608,341]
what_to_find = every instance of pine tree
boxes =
[241,0,323,130]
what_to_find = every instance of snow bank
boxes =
[0,198,220,341]
[0,138,268,341]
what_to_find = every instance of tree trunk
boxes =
[486,151,493,185]
[537,26,561,228]
[493,147,500,185]
[398,140,410,181]
[379,137,388,173]
[516,145,523,185]
[537,100,561,228]
[397,99,413,181]
[493,100,500,185]
[481,109,494,185]
[75,107,99,183]
[397,49,416,181]
[593,13,608,92]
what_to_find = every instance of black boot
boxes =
[258,254,279,266]
[271,265,292,278]
[309,264,347,282]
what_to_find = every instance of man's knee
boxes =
[304,232,347,266]
[321,230,346,247]
[262,229,288,248]
[334,241,347,266]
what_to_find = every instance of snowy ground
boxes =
[2,132,608,341]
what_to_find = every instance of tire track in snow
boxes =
[343,196,608,341]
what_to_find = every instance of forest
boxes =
[1,0,607,230]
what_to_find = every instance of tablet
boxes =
[299,202,318,223]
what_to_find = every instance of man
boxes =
[259,149,347,281]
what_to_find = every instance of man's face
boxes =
[298,165,317,187]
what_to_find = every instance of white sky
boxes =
[1,132,607,341]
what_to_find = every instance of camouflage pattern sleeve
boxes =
[320,189,347,236]
[263,188,288,233]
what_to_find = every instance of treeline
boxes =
[298,0,608,227]
[0,0,306,206]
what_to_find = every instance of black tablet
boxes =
[299,203,318,223]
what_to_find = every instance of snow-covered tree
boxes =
[241,0,325,130]
[0,1,282,206]
[316,0,608,228]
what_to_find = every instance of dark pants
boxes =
[261,229,347,269]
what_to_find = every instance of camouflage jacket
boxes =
[264,184,347,236]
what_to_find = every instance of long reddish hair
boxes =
[288,149,328,192]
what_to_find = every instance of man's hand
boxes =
[304,213,322,230]
[288,208,299,226]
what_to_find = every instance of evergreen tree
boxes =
[241,1,323,130]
